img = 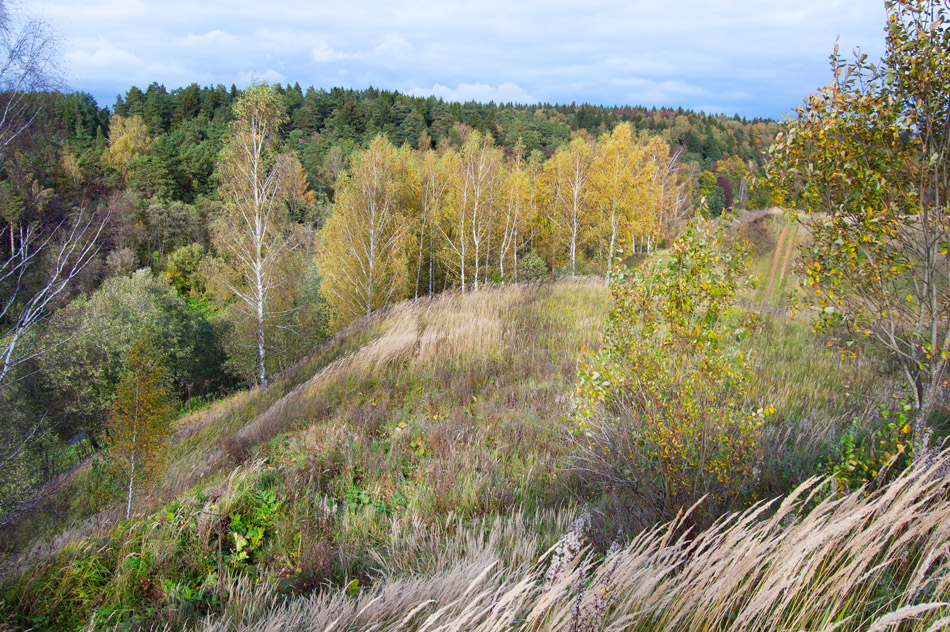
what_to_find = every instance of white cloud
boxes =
[312,43,358,63]
[179,30,237,47]
[37,0,888,116]
[312,34,412,66]
[65,40,209,88]
[66,42,142,74]
[374,34,412,56]
[410,82,536,104]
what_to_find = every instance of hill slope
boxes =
[1,279,610,630]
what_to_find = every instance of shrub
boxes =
[570,218,767,526]
[826,401,916,493]
[164,243,207,296]
[35,270,231,443]
[517,250,547,282]
[557,257,593,278]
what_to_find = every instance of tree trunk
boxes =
[257,297,267,389]
[513,227,519,282]
[126,450,135,520]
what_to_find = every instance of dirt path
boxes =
[739,207,782,224]
[776,224,798,300]
[763,223,790,304]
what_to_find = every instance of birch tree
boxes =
[591,123,642,270]
[768,0,950,435]
[646,136,689,250]
[543,136,594,276]
[0,209,106,391]
[596,132,687,256]
[497,141,532,282]
[413,146,450,297]
[105,339,173,520]
[103,115,151,174]
[320,135,414,328]
[215,84,299,388]
[0,0,90,393]
[0,0,60,162]
[0,207,107,520]
[440,130,503,291]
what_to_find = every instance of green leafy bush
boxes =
[228,489,282,567]
[826,402,916,492]
[571,218,767,526]
[517,250,548,282]
[35,270,231,442]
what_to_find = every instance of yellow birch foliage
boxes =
[320,135,416,329]
[409,147,451,297]
[642,134,688,249]
[103,114,152,174]
[106,339,174,520]
[541,136,594,275]
[496,141,535,282]
[437,130,504,291]
[591,123,665,265]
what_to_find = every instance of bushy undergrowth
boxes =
[571,220,766,529]
[190,448,950,632]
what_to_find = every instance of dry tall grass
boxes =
[191,449,950,632]
[0,280,610,621]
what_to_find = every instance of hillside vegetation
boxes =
[0,217,911,630]
[1,279,612,629]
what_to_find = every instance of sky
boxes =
[30,0,887,119]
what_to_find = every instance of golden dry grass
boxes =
[193,449,950,632]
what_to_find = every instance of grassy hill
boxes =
[1,280,611,630]
[2,216,939,631]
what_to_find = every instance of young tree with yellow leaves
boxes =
[412,146,451,298]
[496,140,534,282]
[645,135,689,250]
[543,136,594,276]
[591,123,645,271]
[106,339,174,520]
[439,130,504,291]
[103,114,151,175]
[768,0,950,436]
[284,157,318,223]
[320,135,416,328]
[571,219,764,526]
